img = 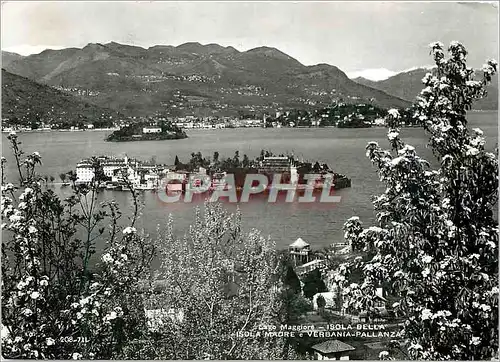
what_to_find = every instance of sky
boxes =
[1,1,498,80]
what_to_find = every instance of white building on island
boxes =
[142,127,162,134]
[76,155,164,190]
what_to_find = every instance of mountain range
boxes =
[2,42,410,119]
[354,68,498,110]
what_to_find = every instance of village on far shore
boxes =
[1,102,420,134]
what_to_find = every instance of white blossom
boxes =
[429,41,444,48]
[479,304,491,312]
[17,202,27,211]
[114,306,123,316]
[470,336,481,346]
[46,338,55,346]
[409,343,423,350]
[104,311,118,321]
[421,255,433,264]
[122,226,137,235]
[379,351,390,359]
[422,73,433,84]
[465,146,480,156]
[9,212,23,223]
[3,183,15,192]
[421,308,432,320]
[101,253,113,263]
[421,86,433,95]
[387,109,400,118]
[30,291,40,300]
[79,297,91,306]
[466,80,481,88]
[388,131,399,141]
[393,270,404,278]
[72,352,82,360]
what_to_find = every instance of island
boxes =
[105,121,188,142]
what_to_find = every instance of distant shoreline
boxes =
[2,109,496,135]
[1,128,119,134]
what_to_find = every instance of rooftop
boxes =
[263,156,289,160]
[299,259,324,268]
[289,237,310,248]
[311,340,355,354]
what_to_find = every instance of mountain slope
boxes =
[4,42,410,116]
[2,51,24,67]
[354,68,498,110]
[1,69,122,126]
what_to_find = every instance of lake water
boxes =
[2,111,498,252]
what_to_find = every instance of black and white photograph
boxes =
[1,1,498,360]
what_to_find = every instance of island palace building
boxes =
[258,156,299,184]
[75,156,163,189]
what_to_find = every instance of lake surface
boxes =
[2,111,498,252]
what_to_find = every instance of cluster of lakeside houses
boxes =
[1,116,265,133]
[287,237,402,360]
[75,155,351,191]
[289,237,389,319]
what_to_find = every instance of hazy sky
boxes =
[1,1,498,79]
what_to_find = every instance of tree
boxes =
[140,203,285,359]
[174,155,180,167]
[59,173,67,183]
[333,42,498,360]
[302,269,327,299]
[1,134,156,359]
[242,154,250,169]
[49,175,55,183]
[316,294,326,313]
[283,261,301,294]
[233,150,240,168]
[312,161,321,173]
[212,151,220,169]
[272,253,313,359]
[343,216,363,252]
